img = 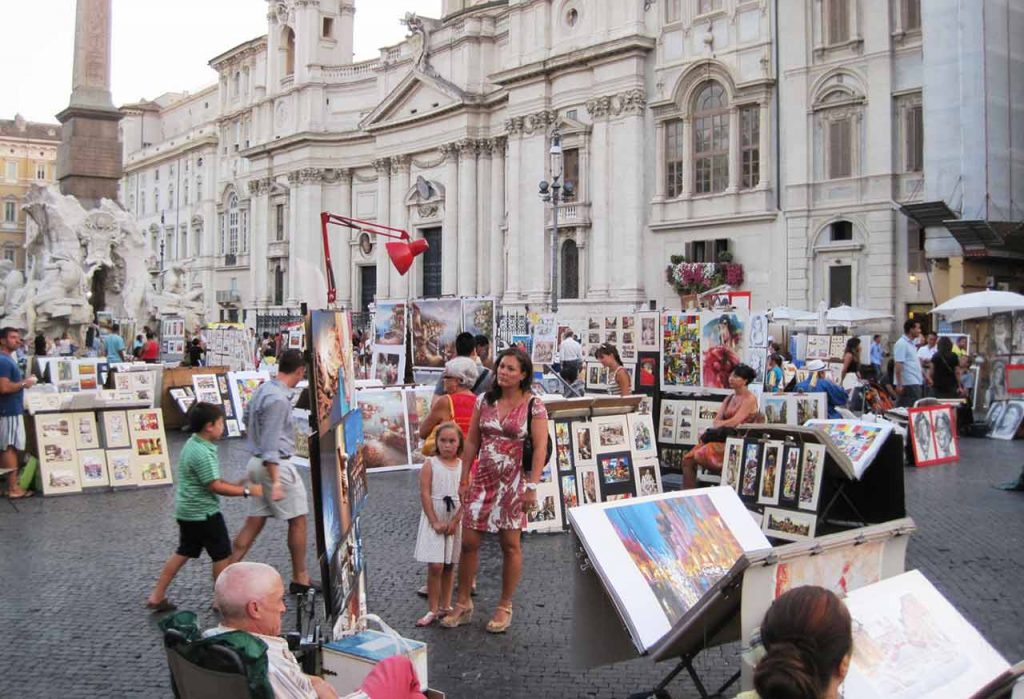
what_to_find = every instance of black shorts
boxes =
[176,512,231,561]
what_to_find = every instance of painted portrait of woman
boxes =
[701,313,743,388]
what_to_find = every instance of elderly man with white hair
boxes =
[207,562,340,699]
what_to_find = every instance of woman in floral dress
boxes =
[440,347,548,633]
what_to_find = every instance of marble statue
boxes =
[11,184,203,342]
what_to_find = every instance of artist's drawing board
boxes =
[568,487,770,654]
[738,517,916,689]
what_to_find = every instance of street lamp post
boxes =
[539,129,574,314]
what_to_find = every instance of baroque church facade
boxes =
[118,0,941,326]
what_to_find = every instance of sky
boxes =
[0,0,442,123]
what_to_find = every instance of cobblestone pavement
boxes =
[1,435,1022,698]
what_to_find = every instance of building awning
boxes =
[943,220,1024,259]
[899,200,959,227]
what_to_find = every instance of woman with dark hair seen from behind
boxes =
[442,347,548,634]
[736,585,853,699]
[929,336,961,399]
[840,337,861,387]
[680,364,760,489]
[595,343,631,396]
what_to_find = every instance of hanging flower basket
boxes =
[665,259,745,296]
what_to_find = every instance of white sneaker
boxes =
[416,585,428,598]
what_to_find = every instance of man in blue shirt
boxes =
[104,324,127,364]
[230,349,316,594]
[893,319,924,407]
[0,328,37,498]
[870,334,884,378]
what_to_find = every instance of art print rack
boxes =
[733,421,905,540]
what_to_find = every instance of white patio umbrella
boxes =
[929,290,1024,321]
[825,304,895,326]
[766,306,818,324]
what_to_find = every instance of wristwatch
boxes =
[524,482,538,492]
[242,486,251,498]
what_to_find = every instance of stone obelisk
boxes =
[56,0,122,207]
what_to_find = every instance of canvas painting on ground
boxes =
[987,400,1024,440]
[357,388,411,468]
[662,313,701,387]
[762,395,790,425]
[311,310,356,436]
[412,299,463,369]
[135,455,173,486]
[626,413,657,457]
[843,570,1009,699]
[229,371,270,432]
[634,456,662,497]
[127,409,163,437]
[40,442,82,495]
[593,415,629,454]
[404,386,434,465]
[36,414,72,441]
[568,488,770,652]
[373,302,407,346]
[699,311,747,389]
[192,374,222,405]
[78,450,109,488]
[371,350,404,386]
[577,467,598,504]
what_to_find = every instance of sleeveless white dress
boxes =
[413,456,464,564]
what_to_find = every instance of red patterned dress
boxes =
[463,394,548,533]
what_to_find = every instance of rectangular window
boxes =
[3,201,15,223]
[905,105,923,172]
[694,111,729,194]
[827,0,850,44]
[359,266,377,316]
[665,0,681,22]
[740,106,760,189]
[3,247,14,263]
[903,0,921,31]
[828,265,853,307]
[562,148,580,197]
[274,203,286,241]
[828,118,852,179]
[697,0,721,14]
[4,162,16,181]
[665,119,685,198]
[907,221,926,273]
[685,238,730,263]
[322,16,334,38]
[35,163,46,180]
[421,227,442,297]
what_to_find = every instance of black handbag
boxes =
[522,397,553,472]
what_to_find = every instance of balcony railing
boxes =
[216,290,241,304]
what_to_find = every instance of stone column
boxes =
[758,100,771,188]
[457,139,478,296]
[727,106,741,192]
[57,0,123,204]
[248,177,271,307]
[489,136,506,296]
[585,99,610,298]
[609,89,646,301]
[503,123,522,301]
[391,155,411,300]
[286,171,302,306]
[476,139,492,295]
[335,170,353,307]
[297,169,326,306]
[654,120,667,201]
[681,118,693,196]
[441,144,459,296]
[373,158,392,300]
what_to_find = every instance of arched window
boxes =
[560,239,579,299]
[693,81,729,194]
[227,193,239,254]
[284,27,296,77]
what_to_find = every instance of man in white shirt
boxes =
[916,332,938,364]
[559,330,583,373]
[206,562,338,699]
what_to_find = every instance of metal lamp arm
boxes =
[320,211,410,304]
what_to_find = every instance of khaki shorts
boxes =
[245,456,309,520]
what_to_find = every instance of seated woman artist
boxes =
[681,364,760,489]
[737,585,853,699]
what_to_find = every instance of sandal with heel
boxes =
[486,604,513,634]
[439,603,474,628]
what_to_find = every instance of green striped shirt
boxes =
[174,434,221,521]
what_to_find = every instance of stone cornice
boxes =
[505,109,556,136]
[247,176,275,195]
[287,167,324,185]
[490,35,656,87]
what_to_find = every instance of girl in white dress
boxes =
[413,422,464,626]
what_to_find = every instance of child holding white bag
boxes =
[413,422,465,626]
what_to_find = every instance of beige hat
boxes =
[804,359,827,372]
[444,356,479,387]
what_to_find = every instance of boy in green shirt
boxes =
[146,403,261,612]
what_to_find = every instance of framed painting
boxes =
[79,450,110,488]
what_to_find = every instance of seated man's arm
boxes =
[310,675,340,699]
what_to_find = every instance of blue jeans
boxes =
[898,384,924,408]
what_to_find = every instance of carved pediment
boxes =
[360,70,472,131]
